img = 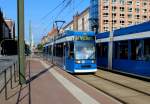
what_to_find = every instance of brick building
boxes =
[99,0,150,32]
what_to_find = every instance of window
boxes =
[144,39,150,61]
[75,41,95,60]
[112,13,117,17]
[143,9,147,13]
[114,41,128,59]
[120,0,125,5]
[103,6,109,10]
[99,43,108,57]
[135,8,140,13]
[120,20,125,24]
[136,1,140,6]
[127,1,132,5]
[112,6,117,11]
[68,42,74,59]
[142,15,147,19]
[120,14,125,18]
[135,15,140,19]
[103,20,109,24]
[143,2,147,6]
[103,13,109,17]
[128,14,132,18]
[120,7,125,12]
[128,8,132,12]
[112,20,117,24]
[112,0,117,3]
[131,40,144,60]
[104,26,109,31]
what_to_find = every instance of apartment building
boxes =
[99,0,150,32]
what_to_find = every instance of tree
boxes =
[37,43,44,51]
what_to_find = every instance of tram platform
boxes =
[0,56,121,104]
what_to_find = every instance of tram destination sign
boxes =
[74,36,95,41]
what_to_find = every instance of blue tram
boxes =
[44,31,97,73]
[96,21,150,78]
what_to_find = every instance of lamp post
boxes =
[17,0,26,84]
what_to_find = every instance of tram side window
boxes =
[114,41,128,59]
[131,40,144,60]
[144,39,150,61]
[131,39,150,61]
[99,43,108,57]
[55,44,63,57]
[69,43,74,59]
[48,46,52,55]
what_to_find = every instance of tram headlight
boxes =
[76,60,81,64]
[91,60,96,63]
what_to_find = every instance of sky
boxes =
[0,0,90,45]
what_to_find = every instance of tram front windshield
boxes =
[75,41,95,60]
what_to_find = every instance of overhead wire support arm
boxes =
[55,21,66,34]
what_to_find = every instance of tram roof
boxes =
[96,21,150,39]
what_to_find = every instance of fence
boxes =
[0,57,18,100]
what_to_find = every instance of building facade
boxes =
[63,7,90,32]
[0,9,10,42]
[5,19,15,39]
[99,0,150,32]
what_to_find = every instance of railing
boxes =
[0,58,18,100]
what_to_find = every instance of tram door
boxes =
[65,42,74,72]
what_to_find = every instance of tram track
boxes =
[75,74,150,104]
[94,74,150,96]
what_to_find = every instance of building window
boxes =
[128,8,132,12]
[127,1,132,5]
[120,0,125,5]
[112,13,117,18]
[104,26,109,31]
[103,6,109,10]
[103,13,109,17]
[112,0,117,3]
[112,6,117,11]
[120,7,125,12]
[142,2,147,6]
[135,8,140,13]
[128,14,132,18]
[143,9,147,13]
[142,15,147,19]
[120,14,125,18]
[103,20,109,24]
[135,15,140,19]
[136,1,140,6]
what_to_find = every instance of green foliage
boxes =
[37,44,44,51]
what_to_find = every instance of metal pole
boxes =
[29,20,32,57]
[17,0,26,84]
